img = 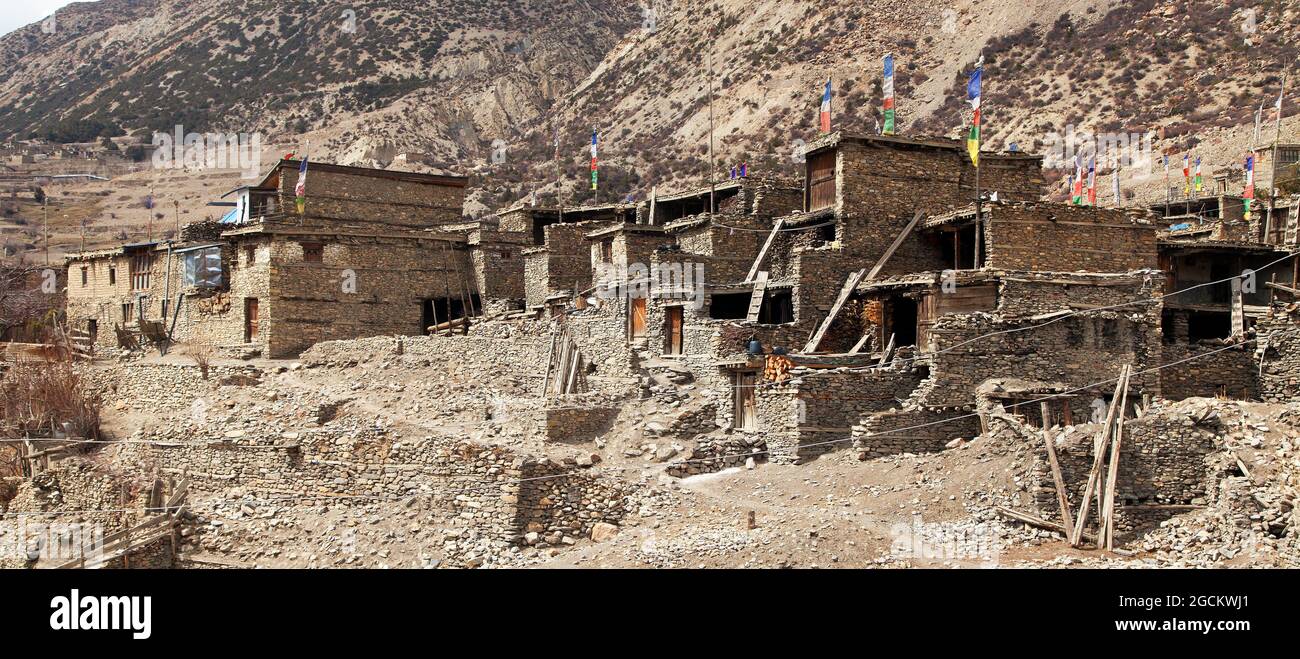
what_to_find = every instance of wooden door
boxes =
[806,150,837,211]
[244,298,259,343]
[629,297,647,339]
[666,306,684,355]
[734,372,758,431]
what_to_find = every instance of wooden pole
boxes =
[1101,369,1133,550]
[1043,428,1075,535]
[707,47,717,215]
[540,332,558,397]
[43,196,50,265]
[1268,72,1287,240]
[1070,364,1128,546]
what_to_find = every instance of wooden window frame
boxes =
[301,242,324,263]
[130,254,152,291]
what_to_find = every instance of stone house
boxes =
[65,160,480,358]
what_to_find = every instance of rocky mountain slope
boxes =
[0,0,640,166]
[2,0,1298,255]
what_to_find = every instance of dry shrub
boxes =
[186,341,215,380]
[0,360,102,441]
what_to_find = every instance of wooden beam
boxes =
[745,219,785,283]
[1265,280,1300,295]
[746,272,769,323]
[801,268,867,353]
[1070,364,1128,547]
[866,210,925,281]
[1101,369,1132,550]
[1043,429,1076,537]
[995,506,1095,543]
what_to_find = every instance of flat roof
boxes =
[804,131,1044,162]
[259,159,469,189]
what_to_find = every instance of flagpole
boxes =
[1170,155,1180,218]
[708,47,717,215]
[1268,72,1286,238]
[973,55,983,268]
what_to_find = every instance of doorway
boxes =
[733,371,758,431]
[665,306,684,355]
[244,298,259,343]
[629,297,647,340]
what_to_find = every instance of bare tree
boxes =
[0,265,63,342]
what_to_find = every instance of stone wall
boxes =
[1161,343,1259,401]
[265,162,467,230]
[852,406,982,458]
[828,135,1046,276]
[302,333,551,384]
[106,427,625,558]
[265,236,468,357]
[756,367,924,463]
[984,203,1159,273]
[1020,405,1219,536]
[1259,306,1300,402]
[917,310,1161,408]
[543,404,622,443]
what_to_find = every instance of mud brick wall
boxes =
[66,249,167,352]
[1160,344,1259,401]
[266,236,466,357]
[983,204,1158,273]
[757,368,924,463]
[1259,308,1300,402]
[268,164,466,230]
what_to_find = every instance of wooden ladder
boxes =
[801,268,867,353]
[746,272,769,322]
[744,219,785,283]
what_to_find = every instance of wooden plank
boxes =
[877,333,896,366]
[866,210,925,281]
[565,343,581,394]
[745,219,785,283]
[1070,365,1128,547]
[994,506,1095,543]
[745,272,769,322]
[848,332,872,355]
[1101,371,1132,550]
[164,479,189,510]
[1231,281,1246,337]
[802,268,867,353]
[1043,429,1076,536]
[540,332,558,397]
